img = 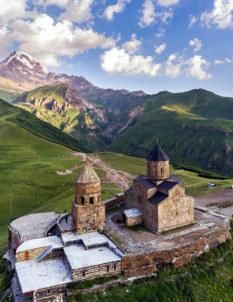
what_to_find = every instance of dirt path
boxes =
[195,189,233,207]
[57,152,134,191]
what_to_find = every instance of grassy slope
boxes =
[0,90,19,103]
[110,89,233,178]
[14,85,233,177]
[0,99,84,152]
[98,152,233,196]
[0,100,119,251]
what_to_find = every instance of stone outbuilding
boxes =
[125,143,195,232]
[124,208,143,226]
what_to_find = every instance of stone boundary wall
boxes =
[103,193,125,211]
[121,224,231,278]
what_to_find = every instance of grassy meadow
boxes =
[0,100,120,252]
[98,152,233,197]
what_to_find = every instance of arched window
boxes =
[107,265,110,272]
[161,167,163,174]
[82,271,85,277]
[90,197,94,204]
[81,197,85,205]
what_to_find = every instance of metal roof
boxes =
[158,180,178,193]
[149,191,168,205]
[134,175,156,189]
[147,143,169,161]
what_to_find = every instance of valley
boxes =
[1,51,233,177]
[1,98,233,302]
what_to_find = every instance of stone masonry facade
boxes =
[125,143,195,232]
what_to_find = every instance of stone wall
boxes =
[147,160,169,181]
[125,182,194,233]
[125,183,158,231]
[71,261,121,281]
[8,227,21,252]
[104,193,125,212]
[125,214,143,227]
[121,225,230,278]
[33,285,67,302]
[75,183,101,205]
[73,202,105,234]
[157,185,195,233]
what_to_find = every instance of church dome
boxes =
[76,158,100,184]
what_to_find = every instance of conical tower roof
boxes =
[147,142,169,161]
[76,158,100,184]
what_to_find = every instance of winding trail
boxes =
[57,152,134,191]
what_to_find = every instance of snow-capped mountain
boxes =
[0,51,48,84]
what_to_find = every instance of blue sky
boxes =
[1,0,233,96]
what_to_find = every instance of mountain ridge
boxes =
[1,51,233,177]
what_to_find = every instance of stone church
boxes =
[125,143,195,232]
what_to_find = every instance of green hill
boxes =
[110,89,233,178]
[13,84,233,178]
[15,83,108,150]
[0,89,19,102]
[0,99,119,251]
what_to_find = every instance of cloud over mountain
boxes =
[12,14,115,67]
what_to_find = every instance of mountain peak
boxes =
[0,51,48,84]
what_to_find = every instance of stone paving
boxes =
[106,207,229,254]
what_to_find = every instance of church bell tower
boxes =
[147,142,170,184]
[72,158,105,234]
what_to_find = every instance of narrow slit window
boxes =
[81,197,85,205]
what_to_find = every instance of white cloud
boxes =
[157,0,179,7]
[12,14,115,67]
[37,0,69,6]
[159,9,173,24]
[165,53,182,78]
[0,0,26,24]
[201,0,233,29]
[103,0,130,21]
[60,0,94,23]
[188,15,198,29]
[186,55,212,80]
[139,0,173,27]
[0,27,12,56]
[100,47,161,76]
[139,0,156,27]
[164,53,212,80]
[122,34,141,54]
[214,58,233,64]
[155,42,166,54]
[189,38,202,52]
